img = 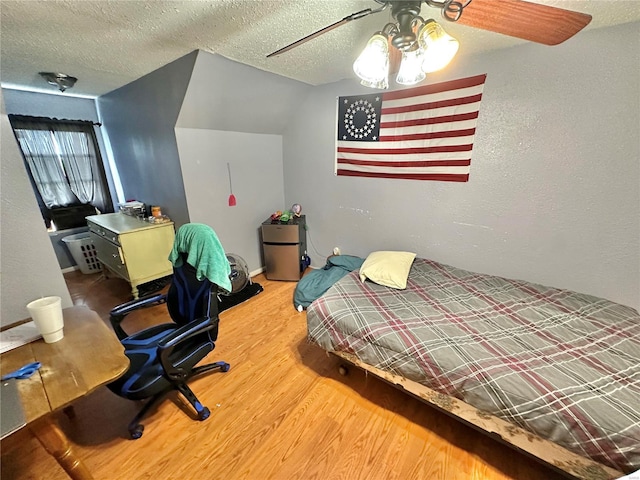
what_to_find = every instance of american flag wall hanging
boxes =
[336,74,487,182]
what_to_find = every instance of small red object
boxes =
[227,163,236,207]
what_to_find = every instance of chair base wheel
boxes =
[198,407,210,421]
[221,363,230,372]
[129,424,144,439]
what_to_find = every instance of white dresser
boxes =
[86,213,175,299]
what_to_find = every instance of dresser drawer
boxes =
[88,221,119,245]
[90,232,130,281]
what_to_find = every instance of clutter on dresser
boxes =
[119,201,171,224]
[147,205,171,223]
[147,215,171,224]
[119,201,146,219]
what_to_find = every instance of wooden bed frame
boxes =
[331,351,624,480]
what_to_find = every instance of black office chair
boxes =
[108,225,231,439]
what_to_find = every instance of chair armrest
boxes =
[157,316,218,380]
[109,293,167,340]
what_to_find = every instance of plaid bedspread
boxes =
[307,258,640,473]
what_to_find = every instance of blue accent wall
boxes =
[97,51,198,226]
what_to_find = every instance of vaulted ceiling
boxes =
[1,0,639,97]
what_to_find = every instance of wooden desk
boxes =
[0,306,129,480]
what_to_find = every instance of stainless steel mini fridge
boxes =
[261,215,307,281]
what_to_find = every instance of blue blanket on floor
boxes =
[294,255,364,309]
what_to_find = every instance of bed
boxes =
[306,256,640,480]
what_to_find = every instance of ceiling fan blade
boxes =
[267,7,385,58]
[456,0,592,46]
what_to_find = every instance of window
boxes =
[9,115,114,229]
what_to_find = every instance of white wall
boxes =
[175,52,310,273]
[176,52,310,134]
[3,89,100,120]
[1,96,72,327]
[282,22,640,310]
[175,128,284,272]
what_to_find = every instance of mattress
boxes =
[306,258,640,473]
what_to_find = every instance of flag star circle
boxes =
[344,99,377,139]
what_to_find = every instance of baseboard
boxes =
[63,264,295,278]
[250,266,265,278]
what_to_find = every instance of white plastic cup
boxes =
[26,296,64,343]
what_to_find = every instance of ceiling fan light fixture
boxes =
[360,76,390,90]
[353,32,390,89]
[266,0,593,87]
[418,19,459,73]
[39,72,78,92]
[355,14,459,89]
[396,46,426,86]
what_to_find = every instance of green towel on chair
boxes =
[168,223,232,293]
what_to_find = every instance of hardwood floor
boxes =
[1,270,565,480]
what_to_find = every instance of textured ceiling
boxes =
[1,0,639,97]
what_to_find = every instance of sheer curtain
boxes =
[55,124,109,213]
[13,123,77,208]
[11,117,110,214]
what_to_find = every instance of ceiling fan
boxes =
[266,0,591,88]
[266,0,593,58]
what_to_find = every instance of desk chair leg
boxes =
[126,363,231,439]
[181,361,230,420]
[192,361,230,376]
[176,383,210,420]
[31,416,94,480]
[127,391,168,439]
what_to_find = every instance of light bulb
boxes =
[418,20,459,73]
[396,47,426,85]
[353,33,390,89]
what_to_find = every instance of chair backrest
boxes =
[167,254,220,341]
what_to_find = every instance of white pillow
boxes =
[359,251,416,289]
